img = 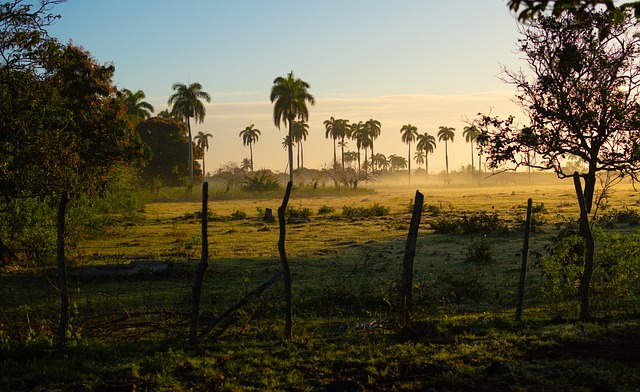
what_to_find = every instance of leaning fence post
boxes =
[516,198,532,321]
[400,190,424,325]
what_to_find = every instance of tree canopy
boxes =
[477,11,640,212]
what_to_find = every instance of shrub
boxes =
[241,170,281,192]
[406,199,441,214]
[229,210,247,220]
[430,218,461,234]
[465,237,494,264]
[597,207,640,227]
[317,205,335,215]
[431,212,507,234]
[286,206,312,219]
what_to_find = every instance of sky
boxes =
[47,0,526,175]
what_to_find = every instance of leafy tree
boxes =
[506,0,640,21]
[239,124,261,171]
[136,118,196,196]
[437,126,456,175]
[291,120,309,169]
[194,131,213,178]
[416,131,436,180]
[121,88,154,126]
[270,71,315,184]
[462,125,480,173]
[168,82,211,191]
[400,124,418,183]
[477,11,640,319]
[364,119,382,172]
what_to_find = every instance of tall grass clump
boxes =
[342,203,390,218]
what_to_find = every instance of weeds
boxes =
[431,211,508,235]
[342,203,390,217]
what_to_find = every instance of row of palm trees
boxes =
[122,73,484,188]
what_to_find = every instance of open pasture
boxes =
[3,179,640,391]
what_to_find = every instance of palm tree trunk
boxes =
[250,143,254,172]
[187,117,194,192]
[301,141,304,169]
[341,137,345,171]
[470,142,474,173]
[425,155,429,183]
[202,153,206,179]
[445,141,449,174]
[371,144,375,172]
[407,142,411,185]
[288,121,294,184]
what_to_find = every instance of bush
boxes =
[241,170,280,192]
[286,206,312,219]
[465,237,494,264]
[597,207,640,227]
[317,205,335,215]
[406,199,442,214]
[229,210,247,220]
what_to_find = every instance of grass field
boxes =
[2,178,640,391]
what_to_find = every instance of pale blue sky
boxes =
[48,0,524,175]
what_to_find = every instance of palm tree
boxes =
[241,158,252,172]
[400,124,418,184]
[122,88,154,124]
[414,150,425,169]
[270,71,315,184]
[168,82,211,190]
[239,124,261,171]
[157,109,171,119]
[388,154,408,171]
[437,126,456,175]
[324,117,348,173]
[374,153,388,171]
[350,121,367,172]
[463,125,480,173]
[194,131,213,178]
[338,119,351,170]
[364,119,381,172]
[416,131,436,181]
[291,121,309,169]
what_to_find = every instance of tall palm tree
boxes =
[350,121,367,172]
[437,126,456,175]
[374,153,388,171]
[364,119,381,172]
[168,82,211,190]
[324,117,343,171]
[338,119,351,170]
[400,124,418,184]
[416,131,436,181]
[291,121,309,169]
[270,71,315,184]
[122,88,154,124]
[239,124,261,171]
[463,125,480,173]
[194,131,213,178]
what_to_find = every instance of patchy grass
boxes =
[2,180,640,390]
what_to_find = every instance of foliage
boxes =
[317,205,335,215]
[241,169,281,192]
[541,227,640,315]
[596,207,640,227]
[342,203,390,218]
[477,11,640,213]
[286,206,312,219]
[465,237,494,264]
[136,118,195,193]
[506,0,640,21]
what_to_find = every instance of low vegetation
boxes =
[2,181,640,391]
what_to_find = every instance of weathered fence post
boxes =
[56,191,70,350]
[574,173,595,320]
[516,198,532,321]
[400,190,424,325]
[278,181,293,339]
[190,182,209,343]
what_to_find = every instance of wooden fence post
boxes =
[400,190,424,325]
[278,181,293,340]
[516,198,532,321]
[190,182,209,343]
[56,191,70,350]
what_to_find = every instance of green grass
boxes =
[2,180,640,390]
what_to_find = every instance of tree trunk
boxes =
[190,182,209,343]
[574,173,595,320]
[407,143,411,185]
[250,143,254,172]
[516,198,532,321]
[187,117,193,194]
[400,190,423,325]
[278,181,293,339]
[56,191,70,351]
[288,120,294,184]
